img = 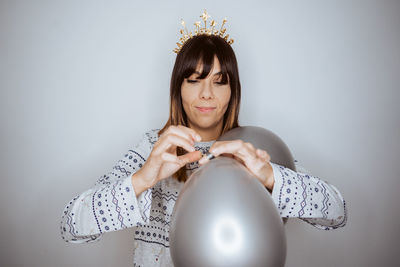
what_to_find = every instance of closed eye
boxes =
[187,79,226,85]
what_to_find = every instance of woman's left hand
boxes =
[198,140,275,191]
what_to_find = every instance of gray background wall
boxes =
[1,0,399,266]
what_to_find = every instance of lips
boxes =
[196,106,216,113]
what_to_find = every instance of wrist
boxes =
[265,178,275,192]
[263,162,275,191]
[131,168,154,197]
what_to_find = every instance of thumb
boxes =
[177,150,202,166]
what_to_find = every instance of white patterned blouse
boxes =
[60,128,347,266]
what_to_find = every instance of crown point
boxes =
[201,9,210,22]
[173,10,234,54]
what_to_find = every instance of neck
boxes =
[188,120,223,142]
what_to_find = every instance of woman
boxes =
[60,34,347,266]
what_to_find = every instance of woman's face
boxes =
[181,55,231,131]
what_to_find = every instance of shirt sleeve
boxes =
[269,158,348,230]
[60,129,158,244]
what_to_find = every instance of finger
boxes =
[200,140,256,165]
[244,141,255,151]
[161,126,195,147]
[158,127,195,151]
[161,152,181,165]
[209,140,256,158]
[199,152,236,166]
[220,153,234,158]
[212,140,257,159]
[242,142,258,159]
[161,151,201,167]
[208,140,243,157]
[176,125,202,142]
[256,148,270,161]
[166,125,202,143]
[217,141,259,169]
[231,142,258,165]
[200,140,240,165]
[232,154,245,165]
[199,151,214,165]
[158,133,195,154]
[199,141,231,165]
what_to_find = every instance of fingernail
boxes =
[196,134,202,142]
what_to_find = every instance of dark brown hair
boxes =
[158,34,241,182]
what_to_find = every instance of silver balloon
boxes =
[170,126,295,267]
[217,126,296,172]
[218,125,297,226]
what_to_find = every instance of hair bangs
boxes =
[182,45,229,85]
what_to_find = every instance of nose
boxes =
[199,80,214,100]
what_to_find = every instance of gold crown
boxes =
[173,9,234,54]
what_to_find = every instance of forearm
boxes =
[269,162,347,230]
[60,192,103,243]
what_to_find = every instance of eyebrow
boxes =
[194,71,222,76]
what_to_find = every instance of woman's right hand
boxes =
[134,125,203,189]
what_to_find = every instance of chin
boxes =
[193,117,220,128]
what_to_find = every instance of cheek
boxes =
[218,87,231,108]
[181,87,194,109]
[181,87,189,104]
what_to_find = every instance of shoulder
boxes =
[293,158,311,174]
[132,128,161,158]
[143,128,161,145]
[138,128,161,149]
